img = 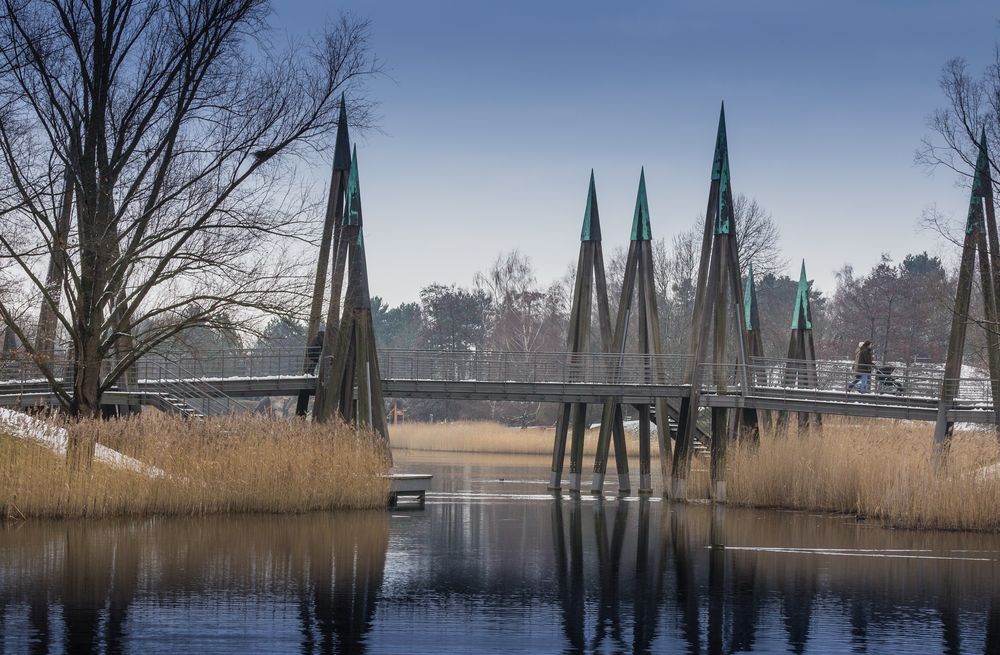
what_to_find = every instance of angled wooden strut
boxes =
[314,148,390,450]
[935,129,1000,454]
[35,164,74,361]
[297,95,352,417]
[313,146,358,423]
[743,264,771,437]
[548,172,626,492]
[671,104,757,502]
[590,169,673,495]
[774,262,821,434]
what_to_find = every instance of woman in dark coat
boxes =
[847,340,874,393]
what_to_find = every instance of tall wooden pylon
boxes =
[314,147,390,450]
[297,96,351,416]
[775,261,821,434]
[671,104,757,501]
[34,165,74,361]
[590,169,673,495]
[548,172,625,492]
[934,129,1000,453]
[743,264,770,436]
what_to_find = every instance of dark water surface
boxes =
[3,451,1000,654]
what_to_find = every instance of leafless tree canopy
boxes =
[0,0,378,414]
[917,53,1000,192]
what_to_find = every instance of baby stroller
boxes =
[873,366,905,395]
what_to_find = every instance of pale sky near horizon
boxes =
[274,1,999,306]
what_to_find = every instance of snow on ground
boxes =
[0,408,165,478]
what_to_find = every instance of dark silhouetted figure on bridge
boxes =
[307,329,325,374]
[847,340,874,393]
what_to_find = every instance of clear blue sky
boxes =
[275,1,999,305]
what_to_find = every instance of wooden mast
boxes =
[672,104,758,501]
[590,169,672,495]
[549,171,622,492]
[314,148,390,450]
[35,165,75,361]
[297,96,351,416]
[742,263,770,437]
[774,262,821,434]
[934,130,1000,454]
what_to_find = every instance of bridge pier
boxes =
[298,96,351,417]
[935,129,1000,455]
[674,104,757,503]
[551,172,630,494]
[710,407,728,502]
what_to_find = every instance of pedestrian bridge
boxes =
[0,348,994,424]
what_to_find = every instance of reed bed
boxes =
[0,413,390,520]
[727,418,1000,532]
[390,420,642,455]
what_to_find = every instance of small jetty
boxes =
[386,473,432,508]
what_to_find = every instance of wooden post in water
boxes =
[297,96,351,417]
[672,104,758,501]
[774,262,821,434]
[590,169,672,495]
[314,148,390,451]
[549,172,624,492]
[934,130,1000,455]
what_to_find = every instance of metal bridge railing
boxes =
[1,348,998,408]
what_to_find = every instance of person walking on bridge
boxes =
[847,340,874,393]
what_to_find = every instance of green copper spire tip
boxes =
[343,145,362,227]
[716,151,732,235]
[630,168,652,241]
[711,102,728,182]
[744,262,757,331]
[333,95,351,172]
[790,260,813,330]
[580,169,602,242]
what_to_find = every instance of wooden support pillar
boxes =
[591,170,669,495]
[313,147,390,454]
[776,262,820,435]
[35,165,75,361]
[550,172,620,492]
[298,97,351,417]
[673,104,758,501]
[743,264,769,439]
[935,130,1000,454]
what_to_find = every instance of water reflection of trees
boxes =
[0,513,389,654]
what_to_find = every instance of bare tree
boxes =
[733,194,785,278]
[690,193,784,280]
[917,54,1000,191]
[475,250,566,353]
[0,1,378,416]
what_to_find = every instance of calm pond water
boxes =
[2,451,1000,654]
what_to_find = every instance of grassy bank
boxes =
[728,419,1000,532]
[390,420,641,455]
[1,413,390,520]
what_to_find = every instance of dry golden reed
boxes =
[390,420,642,455]
[0,413,390,520]
[727,418,1000,532]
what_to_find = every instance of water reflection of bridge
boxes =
[0,347,995,424]
[3,498,1000,652]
